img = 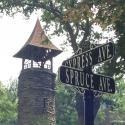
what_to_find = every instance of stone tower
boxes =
[14,19,62,125]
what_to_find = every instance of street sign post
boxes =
[58,42,115,125]
[84,90,94,125]
[59,66,115,94]
[62,42,115,70]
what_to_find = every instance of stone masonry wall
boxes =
[18,68,56,125]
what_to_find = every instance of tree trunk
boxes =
[76,93,101,125]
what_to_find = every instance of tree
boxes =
[0,0,125,124]
[56,83,77,125]
[95,79,125,125]
[95,0,125,79]
[0,80,18,125]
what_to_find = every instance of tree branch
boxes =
[45,1,78,52]
[79,19,91,48]
[64,22,78,52]
[74,23,79,39]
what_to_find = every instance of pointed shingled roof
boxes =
[14,19,62,62]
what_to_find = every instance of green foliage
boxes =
[0,80,18,125]
[96,2,125,79]
[55,83,77,125]
[31,115,50,125]
[95,79,125,124]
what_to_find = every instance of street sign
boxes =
[62,42,115,70]
[58,66,115,94]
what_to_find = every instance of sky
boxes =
[0,13,72,84]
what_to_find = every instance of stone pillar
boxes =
[18,68,56,125]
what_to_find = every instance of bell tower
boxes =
[14,19,62,125]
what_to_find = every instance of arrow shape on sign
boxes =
[62,42,115,70]
[58,66,115,94]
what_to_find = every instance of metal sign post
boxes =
[84,90,94,125]
[84,68,94,125]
